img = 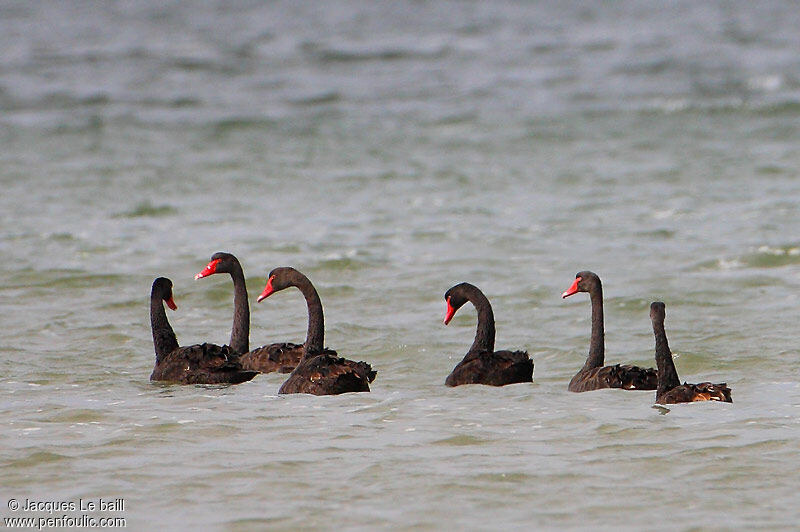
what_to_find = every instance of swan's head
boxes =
[194,251,239,279]
[152,277,178,310]
[257,267,300,303]
[561,270,601,298]
[650,301,666,323]
[443,283,471,325]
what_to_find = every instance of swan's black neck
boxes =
[653,318,681,398]
[151,293,179,361]
[583,283,605,370]
[291,273,325,358]
[227,261,250,355]
[463,285,496,353]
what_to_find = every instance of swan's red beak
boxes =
[165,296,177,311]
[562,277,582,298]
[194,259,221,280]
[257,276,275,303]
[444,296,456,325]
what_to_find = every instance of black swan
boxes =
[149,277,258,384]
[194,252,303,373]
[256,267,376,395]
[650,302,732,404]
[443,283,533,386]
[561,271,657,392]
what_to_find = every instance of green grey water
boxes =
[1,1,800,530]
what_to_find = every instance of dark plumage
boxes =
[278,350,376,395]
[650,302,732,404]
[562,271,657,392]
[239,342,304,374]
[257,267,375,395]
[566,363,660,393]
[195,252,303,373]
[443,283,533,387]
[149,277,258,385]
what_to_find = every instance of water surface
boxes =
[2,1,800,530]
